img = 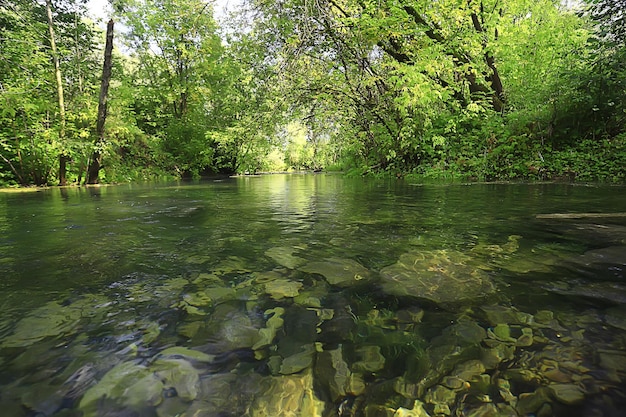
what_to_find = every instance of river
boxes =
[0,174,625,416]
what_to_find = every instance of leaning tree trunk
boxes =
[470,3,505,113]
[45,0,68,185]
[87,19,114,185]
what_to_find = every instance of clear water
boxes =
[0,174,625,417]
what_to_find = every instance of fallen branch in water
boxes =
[536,213,626,219]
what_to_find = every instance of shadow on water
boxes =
[0,175,625,416]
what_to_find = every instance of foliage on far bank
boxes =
[0,0,624,186]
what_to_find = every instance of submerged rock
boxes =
[265,246,306,269]
[394,400,432,417]
[158,346,215,363]
[299,257,373,287]
[264,279,303,299]
[544,280,626,304]
[246,370,325,417]
[279,344,316,375]
[604,306,626,331]
[452,360,485,382]
[1,296,107,348]
[548,383,585,405]
[253,307,285,350]
[315,347,354,401]
[79,361,164,416]
[379,250,495,305]
[564,246,626,279]
[152,358,200,401]
[481,305,533,327]
[352,345,386,373]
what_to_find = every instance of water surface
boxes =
[0,175,625,416]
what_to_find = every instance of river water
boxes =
[0,174,625,417]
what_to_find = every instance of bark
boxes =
[45,0,67,185]
[470,8,505,112]
[87,19,114,184]
[381,2,506,112]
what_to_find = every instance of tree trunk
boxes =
[87,19,114,185]
[45,0,67,185]
[470,6,505,112]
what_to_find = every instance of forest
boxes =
[0,0,624,186]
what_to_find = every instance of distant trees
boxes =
[1,0,101,185]
[0,0,623,185]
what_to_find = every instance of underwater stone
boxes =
[300,257,373,287]
[156,396,189,417]
[208,306,261,351]
[380,250,494,304]
[177,320,203,339]
[393,400,432,417]
[394,377,422,399]
[604,306,626,331]
[544,280,626,304]
[440,376,466,390]
[481,343,515,369]
[79,361,164,416]
[267,355,284,375]
[536,402,553,417]
[279,344,316,374]
[450,320,487,345]
[599,351,626,373]
[246,370,324,417]
[452,360,486,382]
[516,328,533,347]
[352,345,386,373]
[496,378,515,403]
[191,372,260,415]
[567,246,626,271]
[253,307,285,350]
[348,373,366,396]
[425,385,457,406]
[20,381,65,416]
[1,300,84,348]
[152,358,200,401]
[548,383,585,405]
[364,405,396,417]
[542,368,572,383]
[433,403,451,416]
[315,347,350,401]
[265,246,306,269]
[396,307,425,324]
[534,310,554,324]
[159,346,215,363]
[264,279,303,299]
[462,403,499,417]
[515,388,551,415]
[481,305,533,326]
[491,324,515,342]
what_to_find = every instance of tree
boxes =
[45,0,68,185]
[120,0,225,176]
[588,0,626,44]
[0,0,103,186]
[86,19,114,184]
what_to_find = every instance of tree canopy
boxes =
[0,0,624,185]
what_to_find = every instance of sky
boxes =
[85,0,113,24]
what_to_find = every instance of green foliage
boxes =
[0,0,103,186]
[1,0,624,186]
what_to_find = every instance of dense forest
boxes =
[0,0,624,186]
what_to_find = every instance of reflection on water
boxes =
[0,175,625,417]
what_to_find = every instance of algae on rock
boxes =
[380,250,495,305]
[299,257,373,287]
